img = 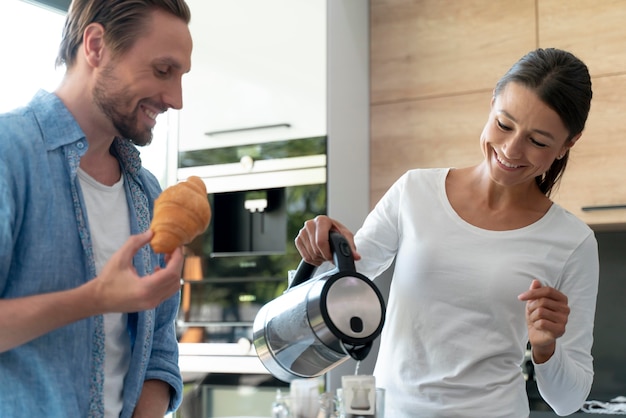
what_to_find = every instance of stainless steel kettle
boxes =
[253,232,386,382]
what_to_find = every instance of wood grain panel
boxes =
[370,0,536,105]
[370,0,626,227]
[370,90,491,207]
[539,0,626,77]
[553,74,626,227]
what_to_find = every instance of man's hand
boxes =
[0,231,184,352]
[90,230,184,313]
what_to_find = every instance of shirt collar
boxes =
[111,137,142,177]
[30,90,143,176]
[30,89,85,152]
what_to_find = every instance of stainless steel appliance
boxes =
[253,232,386,382]
[175,136,327,373]
[174,373,289,418]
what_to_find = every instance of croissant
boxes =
[150,176,211,253]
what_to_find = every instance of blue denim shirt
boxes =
[0,90,183,417]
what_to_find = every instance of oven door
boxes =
[177,180,327,344]
[174,372,289,418]
[175,136,327,376]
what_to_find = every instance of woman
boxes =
[295,48,598,417]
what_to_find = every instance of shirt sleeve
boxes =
[143,290,184,412]
[353,171,407,280]
[139,171,183,412]
[534,232,599,416]
[0,135,17,294]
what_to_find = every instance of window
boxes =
[0,0,65,113]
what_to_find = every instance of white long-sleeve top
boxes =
[354,168,598,417]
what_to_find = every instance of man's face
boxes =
[93,9,192,146]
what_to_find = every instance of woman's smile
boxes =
[494,150,522,170]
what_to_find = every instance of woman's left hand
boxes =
[518,279,570,363]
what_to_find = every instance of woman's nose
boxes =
[501,135,524,159]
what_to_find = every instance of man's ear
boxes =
[82,23,106,68]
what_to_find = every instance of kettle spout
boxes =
[342,341,373,361]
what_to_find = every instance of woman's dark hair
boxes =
[494,48,592,197]
[56,0,191,68]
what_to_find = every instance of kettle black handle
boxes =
[289,231,356,289]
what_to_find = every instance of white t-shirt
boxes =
[78,168,131,418]
[354,168,598,417]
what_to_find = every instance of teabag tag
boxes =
[341,375,376,415]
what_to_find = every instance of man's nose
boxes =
[163,79,184,110]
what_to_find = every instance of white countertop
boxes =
[178,342,270,380]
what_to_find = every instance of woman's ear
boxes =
[558,132,583,159]
[82,23,106,68]
[568,132,583,147]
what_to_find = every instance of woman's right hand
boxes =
[294,215,360,265]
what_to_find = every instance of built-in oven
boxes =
[174,135,327,380]
[173,373,290,418]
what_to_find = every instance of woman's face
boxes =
[479,82,577,189]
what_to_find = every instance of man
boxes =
[0,0,193,416]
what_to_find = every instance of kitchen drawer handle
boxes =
[581,204,626,212]
[204,123,291,136]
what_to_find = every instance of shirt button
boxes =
[76,142,85,149]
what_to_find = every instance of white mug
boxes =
[289,378,320,418]
[337,387,385,418]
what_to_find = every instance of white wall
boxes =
[326,0,391,393]
[326,0,370,233]
[0,0,65,113]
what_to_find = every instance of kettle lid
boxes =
[321,273,384,343]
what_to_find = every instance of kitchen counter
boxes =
[177,342,269,382]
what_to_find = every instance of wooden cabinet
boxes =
[539,0,626,77]
[370,0,626,227]
[178,0,326,151]
[370,0,536,206]
[553,75,626,228]
[537,0,626,227]
[370,0,536,103]
[370,92,488,204]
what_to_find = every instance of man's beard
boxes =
[93,65,153,147]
